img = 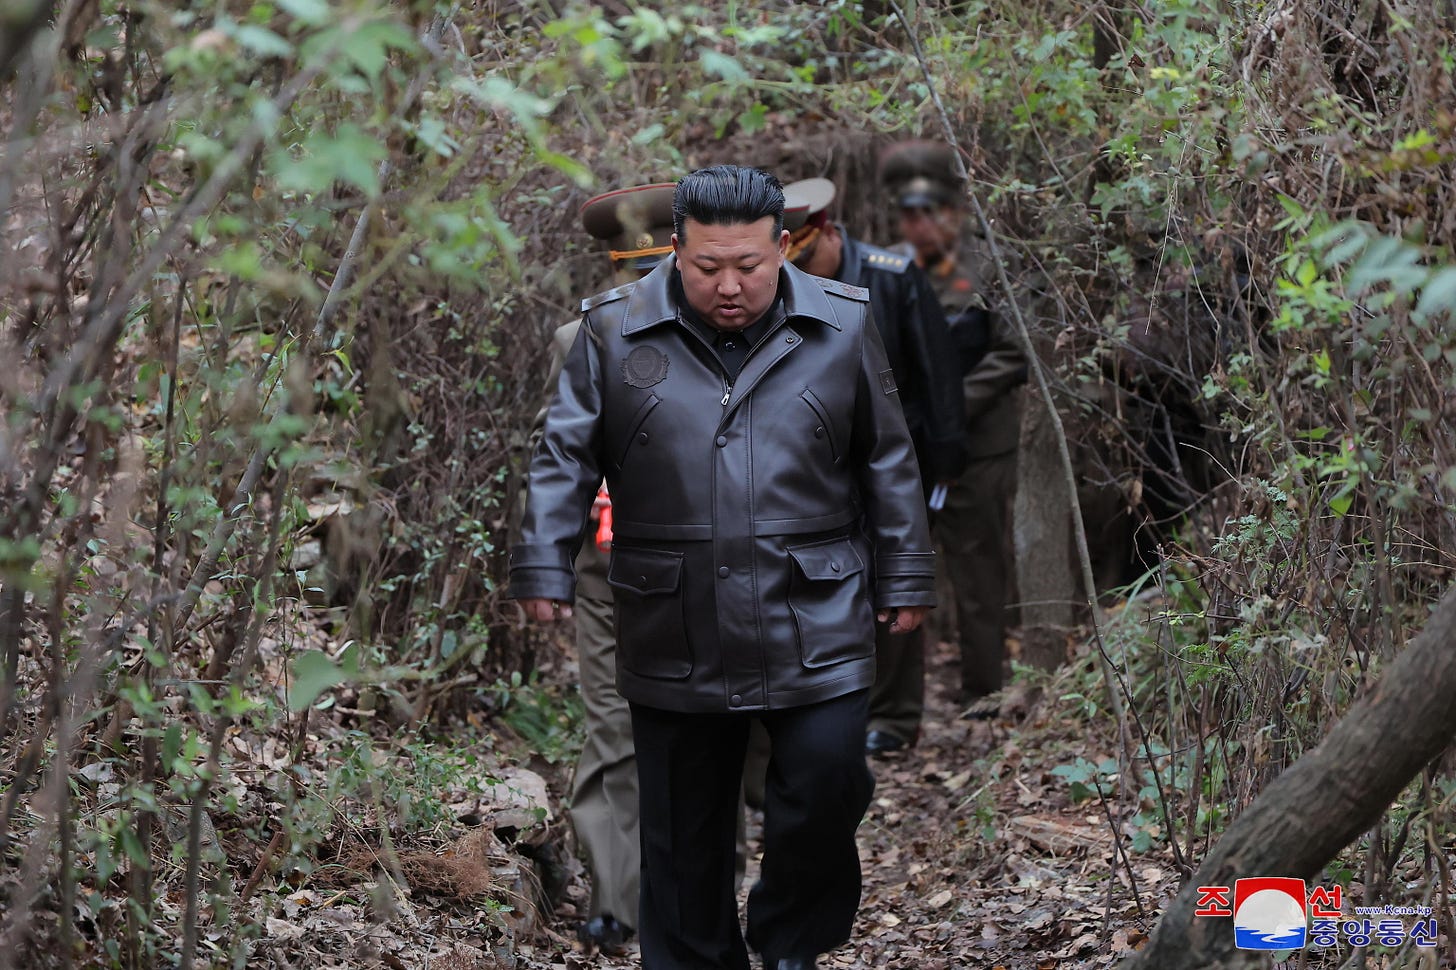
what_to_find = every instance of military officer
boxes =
[879,141,1028,713]
[781,176,965,756]
[534,181,678,954]
[512,165,935,970]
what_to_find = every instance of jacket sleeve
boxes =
[902,264,968,481]
[963,309,1028,423]
[528,320,582,446]
[509,318,604,602]
[850,311,937,609]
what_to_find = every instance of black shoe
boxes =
[864,729,907,756]
[577,913,632,955]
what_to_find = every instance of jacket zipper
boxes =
[721,374,732,407]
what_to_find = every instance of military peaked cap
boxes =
[879,141,963,209]
[782,177,837,232]
[782,177,838,265]
[580,182,678,271]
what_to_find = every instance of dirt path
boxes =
[520,637,1164,970]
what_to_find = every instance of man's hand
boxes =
[519,598,573,622]
[877,606,928,635]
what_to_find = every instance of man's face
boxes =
[793,223,843,280]
[673,216,788,331]
[897,205,962,263]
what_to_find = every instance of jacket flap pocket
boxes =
[787,539,865,582]
[608,548,683,595]
[616,393,661,467]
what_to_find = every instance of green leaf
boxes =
[412,115,460,158]
[738,103,768,135]
[162,723,183,770]
[1275,193,1306,220]
[451,76,553,123]
[215,241,263,280]
[1315,222,1369,267]
[118,825,150,869]
[631,123,666,146]
[341,21,415,80]
[233,24,294,59]
[1347,235,1425,295]
[271,123,386,197]
[699,49,747,81]
[290,650,345,710]
[1415,266,1456,322]
[276,0,330,26]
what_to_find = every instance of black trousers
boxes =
[631,690,875,969]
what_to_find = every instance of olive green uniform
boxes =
[536,320,639,927]
[928,230,1025,702]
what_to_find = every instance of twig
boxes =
[241,830,287,901]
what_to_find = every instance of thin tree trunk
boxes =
[1014,384,1076,670]
[1120,584,1456,969]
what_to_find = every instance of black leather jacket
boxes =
[836,231,967,483]
[510,256,935,713]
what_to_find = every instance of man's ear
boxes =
[776,228,790,261]
[671,232,682,258]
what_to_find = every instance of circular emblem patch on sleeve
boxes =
[621,345,670,388]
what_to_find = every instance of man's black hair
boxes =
[673,165,785,242]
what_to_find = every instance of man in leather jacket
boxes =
[511,165,936,970]
[782,177,965,757]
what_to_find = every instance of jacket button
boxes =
[716,435,727,447]
[831,561,840,572]
[785,335,796,344]
[815,426,825,438]
[637,431,649,444]
[730,693,743,707]
[639,575,648,585]
[718,565,729,578]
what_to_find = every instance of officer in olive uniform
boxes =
[879,141,1028,712]
[533,182,678,953]
[782,177,966,755]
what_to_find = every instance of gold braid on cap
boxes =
[609,243,674,262]
[786,224,821,264]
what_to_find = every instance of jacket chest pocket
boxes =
[614,393,661,470]
[800,388,840,463]
[786,537,873,668]
[607,547,692,679]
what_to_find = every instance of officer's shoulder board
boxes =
[860,245,912,274]
[581,282,636,313]
[814,277,870,302]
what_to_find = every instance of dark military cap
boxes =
[580,183,678,271]
[782,177,837,264]
[879,141,963,209]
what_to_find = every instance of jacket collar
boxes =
[620,254,841,336]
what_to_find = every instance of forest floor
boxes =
[484,629,1179,970]
[206,622,1179,970]
[28,602,1420,968]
